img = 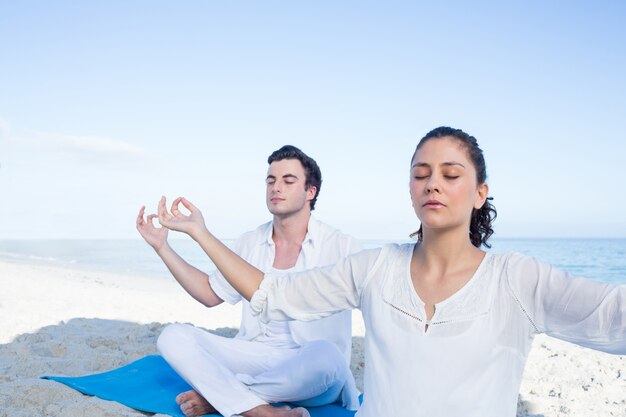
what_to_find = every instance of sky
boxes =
[1,1,625,240]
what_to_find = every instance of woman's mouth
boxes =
[423,200,445,208]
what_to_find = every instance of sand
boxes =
[0,258,624,417]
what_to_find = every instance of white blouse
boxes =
[250,243,626,417]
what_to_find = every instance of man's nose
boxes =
[271,181,282,192]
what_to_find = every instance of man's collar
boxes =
[262,216,317,246]
[303,216,317,246]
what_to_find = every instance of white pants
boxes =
[157,323,350,417]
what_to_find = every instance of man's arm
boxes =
[157,196,263,301]
[136,205,223,307]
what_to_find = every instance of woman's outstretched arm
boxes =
[157,196,261,300]
[506,253,626,354]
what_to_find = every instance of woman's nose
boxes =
[425,176,441,193]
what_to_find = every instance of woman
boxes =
[157,126,625,417]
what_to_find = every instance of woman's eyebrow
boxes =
[442,161,466,168]
[411,161,466,169]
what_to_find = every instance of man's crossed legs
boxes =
[157,323,353,417]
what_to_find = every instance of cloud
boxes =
[0,119,10,169]
[0,119,8,139]
[26,130,147,158]
[0,125,154,175]
[5,129,148,163]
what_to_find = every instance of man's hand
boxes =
[136,205,169,251]
[158,196,207,240]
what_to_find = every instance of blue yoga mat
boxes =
[42,355,357,417]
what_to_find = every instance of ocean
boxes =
[0,238,625,285]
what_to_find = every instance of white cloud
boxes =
[0,126,153,176]
[22,130,147,159]
[0,119,8,139]
[0,119,10,170]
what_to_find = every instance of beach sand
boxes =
[0,259,624,417]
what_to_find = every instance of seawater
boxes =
[0,238,625,285]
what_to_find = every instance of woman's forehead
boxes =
[413,137,471,165]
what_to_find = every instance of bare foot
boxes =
[176,390,217,417]
[242,404,310,417]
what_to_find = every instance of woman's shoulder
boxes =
[486,251,538,270]
[485,251,556,291]
[350,241,415,261]
[381,241,416,254]
[501,251,555,267]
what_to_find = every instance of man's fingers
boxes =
[136,206,146,226]
[158,196,171,220]
[158,196,166,213]
[146,214,158,226]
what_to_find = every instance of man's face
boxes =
[265,159,316,217]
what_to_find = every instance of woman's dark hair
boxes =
[268,145,322,211]
[410,126,497,248]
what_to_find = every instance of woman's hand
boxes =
[158,196,207,240]
[156,195,263,301]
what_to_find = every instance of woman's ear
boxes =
[474,183,489,209]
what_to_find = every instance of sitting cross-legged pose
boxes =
[157,127,625,417]
[137,145,361,417]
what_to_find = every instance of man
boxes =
[136,145,360,417]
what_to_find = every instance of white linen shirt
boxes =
[208,216,362,363]
[250,243,626,417]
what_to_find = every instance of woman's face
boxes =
[410,137,488,236]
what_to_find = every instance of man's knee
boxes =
[298,340,347,381]
[301,340,344,365]
[157,323,195,357]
